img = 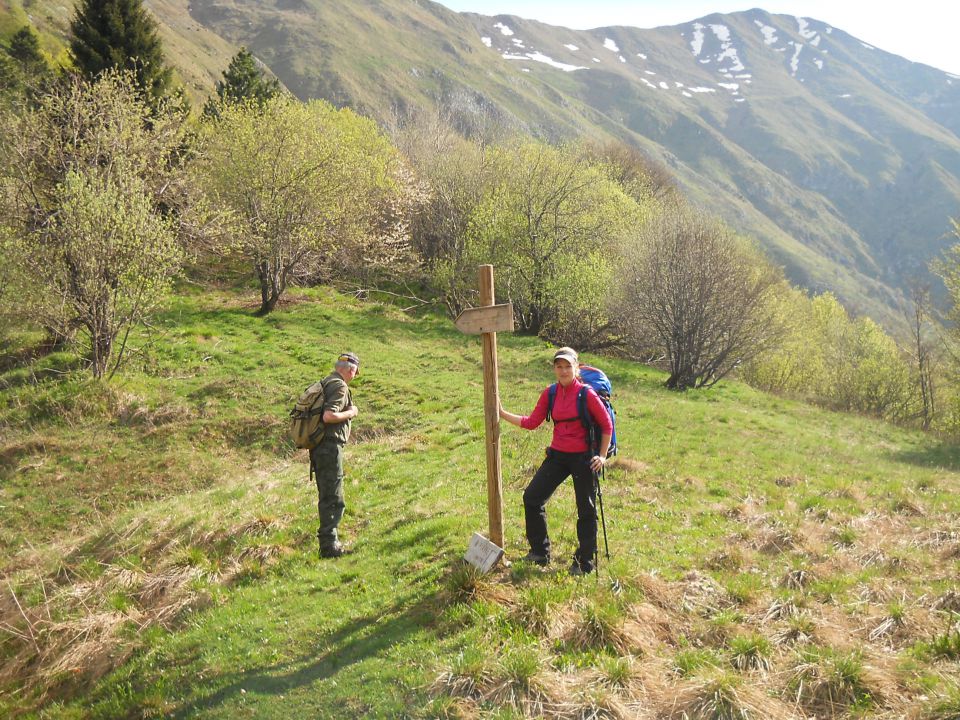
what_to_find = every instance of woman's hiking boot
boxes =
[569,557,594,576]
[522,551,550,566]
[319,541,345,559]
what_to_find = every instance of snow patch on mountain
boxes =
[754,20,777,45]
[861,42,875,50]
[604,38,620,52]
[713,24,745,73]
[690,23,705,56]
[564,43,578,51]
[493,22,513,36]
[797,18,817,40]
[710,23,731,43]
[481,37,492,48]
[789,42,803,76]
[502,51,587,72]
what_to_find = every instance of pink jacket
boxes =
[520,378,613,453]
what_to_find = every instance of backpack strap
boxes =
[546,383,558,422]
[577,386,590,430]
[579,386,604,456]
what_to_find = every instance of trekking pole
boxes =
[596,465,610,561]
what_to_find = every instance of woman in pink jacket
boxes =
[499,347,613,575]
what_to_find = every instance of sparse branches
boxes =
[579,139,678,205]
[618,208,784,390]
[908,280,937,430]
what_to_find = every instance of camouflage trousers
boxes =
[310,440,345,551]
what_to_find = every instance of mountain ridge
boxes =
[4,0,959,327]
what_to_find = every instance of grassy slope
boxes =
[1,286,960,718]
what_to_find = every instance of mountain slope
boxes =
[4,0,960,326]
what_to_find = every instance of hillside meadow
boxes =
[1,285,959,718]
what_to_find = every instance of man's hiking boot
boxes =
[319,541,345,559]
[569,558,594,577]
[522,551,550,566]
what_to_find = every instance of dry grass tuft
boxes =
[681,571,733,617]
[780,568,814,591]
[442,561,515,607]
[632,601,682,647]
[931,590,960,613]
[891,497,925,517]
[661,673,796,719]
[761,598,799,622]
[609,457,649,474]
[771,611,815,646]
[786,647,898,717]
[753,524,800,555]
[560,598,639,654]
[705,547,745,571]
[942,544,960,561]
[0,509,290,707]
[633,573,679,611]
[915,529,959,549]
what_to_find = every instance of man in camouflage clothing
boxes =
[312,352,360,558]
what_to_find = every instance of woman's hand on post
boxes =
[590,454,606,472]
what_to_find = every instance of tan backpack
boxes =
[289,377,338,450]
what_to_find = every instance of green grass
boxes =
[2,284,960,717]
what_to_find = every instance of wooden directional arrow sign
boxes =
[454,303,514,335]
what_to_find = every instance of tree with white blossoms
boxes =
[193,97,406,313]
[0,71,193,377]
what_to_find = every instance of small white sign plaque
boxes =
[464,532,504,573]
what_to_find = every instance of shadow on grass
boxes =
[167,590,437,718]
[891,443,960,472]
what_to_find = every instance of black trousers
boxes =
[523,448,597,566]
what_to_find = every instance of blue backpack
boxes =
[546,365,618,457]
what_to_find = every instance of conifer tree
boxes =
[9,26,45,67]
[203,47,280,116]
[69,0,172,104]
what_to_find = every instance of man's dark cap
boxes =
[339,352,360,374]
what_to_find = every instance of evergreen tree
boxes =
[0,52,19,96]
[204,47,280,116]
[69,0,172,104]
[9,26,45,67]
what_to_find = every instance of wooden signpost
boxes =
[454,265,514,555]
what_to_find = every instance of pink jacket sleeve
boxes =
[520,387,551,430]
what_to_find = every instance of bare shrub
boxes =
[616,207,784,389]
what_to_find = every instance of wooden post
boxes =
[479,265,505,549]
